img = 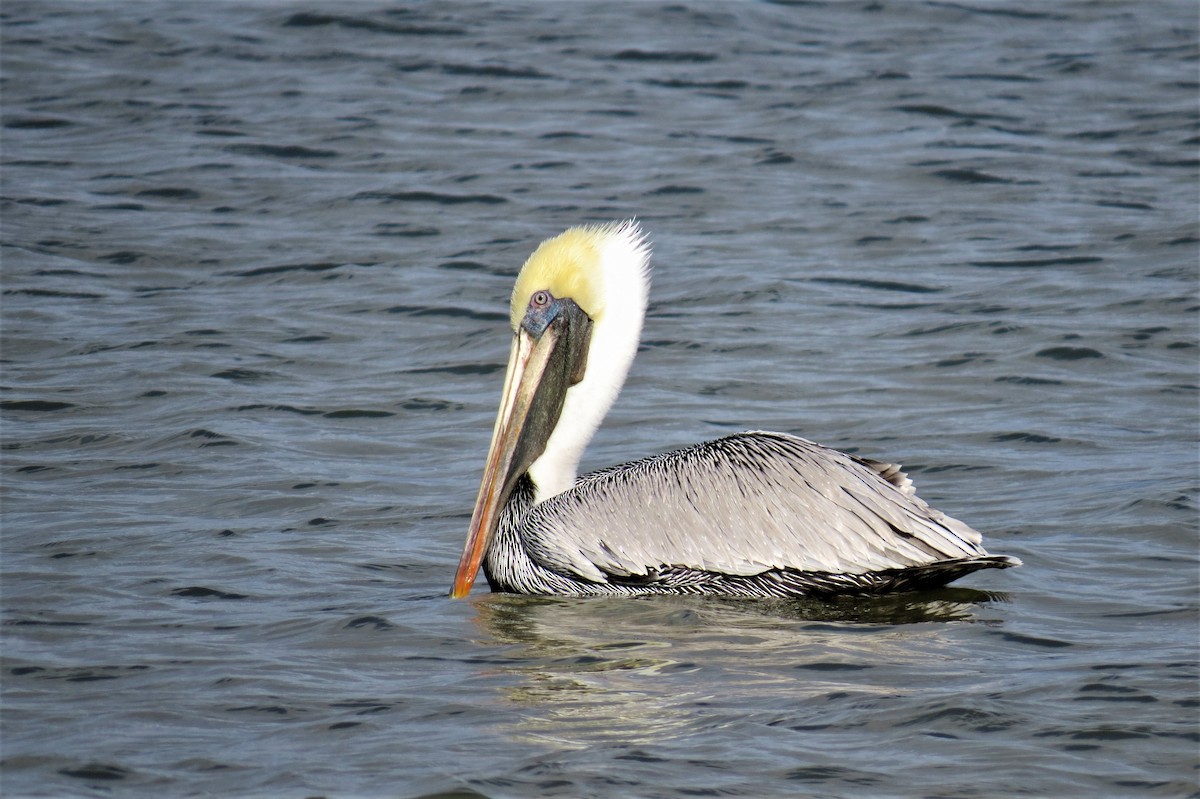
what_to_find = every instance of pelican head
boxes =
[451,221,650,597]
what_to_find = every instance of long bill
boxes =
[450,309,588,598]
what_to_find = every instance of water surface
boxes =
[2,2,1197,797]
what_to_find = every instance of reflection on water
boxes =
[471,590,1009,748]
[478,588,1009,641]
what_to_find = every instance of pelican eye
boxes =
[521,289,563,337]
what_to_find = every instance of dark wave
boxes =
[645,185,705,196]
[374,223,440,237]
[812,277,941,294]
[931,168,1017,184]
[995,376,1064,385]
[611,50,718,63]
[991,432,1064,444]
[406,363,504,375]
[224,262,347,277]
[235,404,323,416]
[58,764,130,781]
[645,79,749,91]
[4,117,74,129]
[3,288,103,299]
[170,586,250,600]
[226,143,338,159]
[1036,346,1105,360]
[211,368,274,381]
[441,63,551,79]
[282,12,464,37]
[893,103,1019,122]
[134,187,200,199]
[384,304,508,322]
[1,400,76,412]
[970,256,1103,268]
[946,73,1042,83]
[927,2,1070,20]
[323,409,394,419]
[353,190,507,205]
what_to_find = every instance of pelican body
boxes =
[450,221,1019,599]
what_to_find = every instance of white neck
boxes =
[526,222,650,503]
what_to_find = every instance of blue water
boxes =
[2,2,1197,797]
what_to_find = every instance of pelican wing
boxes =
[520,431,988,583]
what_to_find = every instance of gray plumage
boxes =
[482,431,1020,597]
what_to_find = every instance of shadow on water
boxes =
[462,589,1011,749]
[476,587,1011,646]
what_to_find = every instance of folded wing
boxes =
[520,431,992,584]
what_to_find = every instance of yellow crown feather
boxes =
[510,222,641,330]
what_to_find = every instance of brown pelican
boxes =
[451,221,1020,598]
